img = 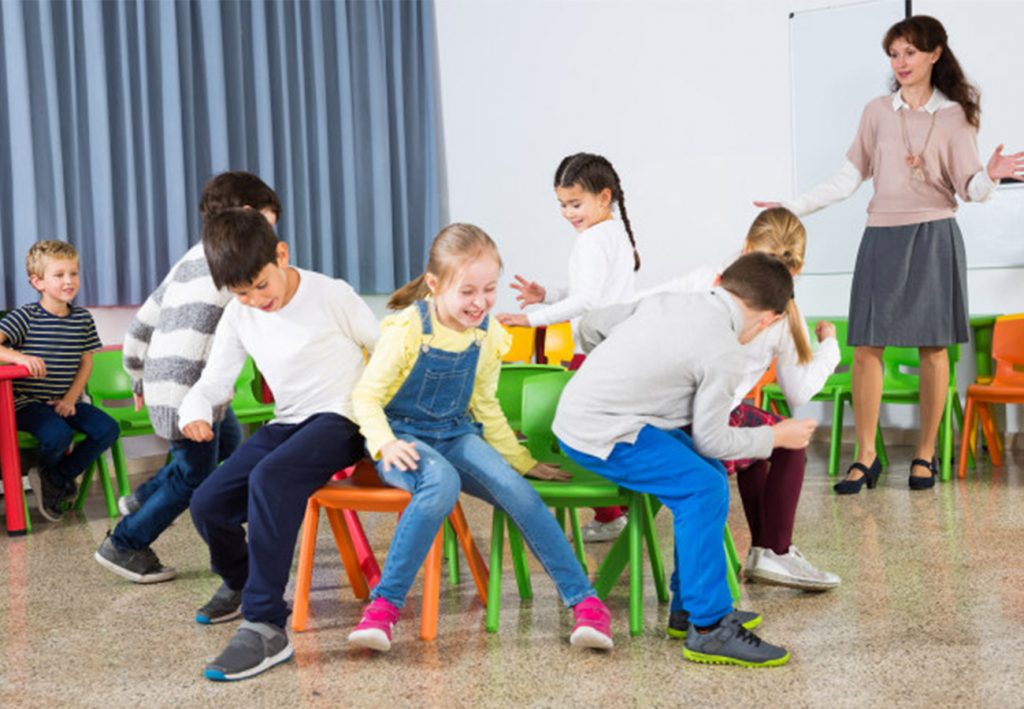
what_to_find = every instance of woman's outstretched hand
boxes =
[753,200,783,209]
[987,144,1024,182]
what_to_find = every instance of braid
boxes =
[615,181,641,272]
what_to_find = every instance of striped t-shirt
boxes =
[0,303,102,410]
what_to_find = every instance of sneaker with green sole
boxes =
[682,611,789,667]
[667,608,762,639]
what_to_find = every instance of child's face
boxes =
[228,242,294,313]
[30,258,80,306]
[555,184,613,233]
[428,255,500,332]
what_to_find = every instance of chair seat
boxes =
[963,383,1024,403]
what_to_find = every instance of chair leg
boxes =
[627,493,644,637]
[22,484,32,534]
[420,529,443,641]
[326,508,370,600]
[444,519,460,586]
[447,502,489,605]
[641,495,668,603]
[507,522,533,600]
[958,397,975,479]
[555,507,567,532]
[979,403,1003,466]
[485,510,506,633]
[292,501,320,632]
[940,390,954,482]
[724,527,741,603]
[828,393,844,476]
[111,440,131,498]
[342,510,381,588]
[75,464,95,510]
[593,525,629,599]
[97,453,118,518]
[568,508,587,572]
[952,394,974,470]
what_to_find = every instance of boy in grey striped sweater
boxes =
[94,172,281,596]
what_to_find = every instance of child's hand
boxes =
[133,393,145,412]
[496,313,530,328]
[380,439,420,472]
[50,398,76,417]
[14,353,46,378]
[753,200,782,209]
[815,321,836,342]
[511,275,546,308]
[770,418,817,449]
[182,420,214,442]
[525,462,571,481]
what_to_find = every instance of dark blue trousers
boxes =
[189,413,365,629]
[16,401,119,489]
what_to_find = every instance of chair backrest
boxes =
[501,326,536,363]
[86,347,133,404]
[543,322,574,366]
[496,363,564,430]
[991,315,1024,386]
[881,344,960,387]
[744,359,776,406]
[233,357,262,404]
[520,370,574,459]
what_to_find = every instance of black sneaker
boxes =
[196,583,243,625]
[683,611,789,667]
[27,467,66,522]
[94,534,177,583]
[667,608,762,639]
[204,621,293,681]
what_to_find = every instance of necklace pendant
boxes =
[906,154,922,169]
[913,166,925,181]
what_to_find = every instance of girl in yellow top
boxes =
[348,223,612,652]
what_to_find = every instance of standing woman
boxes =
[757,15,1024,493]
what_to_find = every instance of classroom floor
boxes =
[2,444,1023,709]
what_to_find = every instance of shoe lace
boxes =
[736,626,763,648]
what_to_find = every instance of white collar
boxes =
[890,88,952,114]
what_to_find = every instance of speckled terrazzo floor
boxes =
[2,445,1024,708]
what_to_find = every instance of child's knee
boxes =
[94,416,120,448]
[413,457,461,515]
[38,428,74,459]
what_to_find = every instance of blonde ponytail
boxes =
[387,273,431,310]
[786,299,813,365]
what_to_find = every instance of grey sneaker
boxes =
[745,545,840,591]
[27,467,65,522]
[204,620,293,681]
[667,608,761,639]
[118,493,141,517]
[196,583,243,625]
[580,515,627,543]
[683,611,790,667]
[94,534,177,583]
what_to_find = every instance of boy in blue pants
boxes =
[553,252,816,667]
[181,208,378,681]
[0,241,119,522]
[95,172,282,585]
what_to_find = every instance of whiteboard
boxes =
[790,0,1024,273]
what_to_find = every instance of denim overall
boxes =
[371,300,593,608]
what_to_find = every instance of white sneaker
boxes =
[580,515,627,543]
[744,545,840,591]
[744,546,763,576]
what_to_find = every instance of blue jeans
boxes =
[111,409,241,550]
[372,432,593,609]
[16,401,119,489]
[190,413,365,629]
[559,426,733,627]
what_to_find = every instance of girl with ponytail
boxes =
[629,207,842,599]
[496,152,639,359]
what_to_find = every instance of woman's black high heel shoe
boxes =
[908,457,938,490]
[833,458,882,495]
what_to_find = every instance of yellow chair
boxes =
[541,322,574,366]
[501,326,536,363]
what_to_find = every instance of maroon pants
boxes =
[592,404,804,554]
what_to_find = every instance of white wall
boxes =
[432,0,1022,433]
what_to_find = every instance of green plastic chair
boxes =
[18,430,118,524]
[485,372,669,637]
[495,363,564,433]
[230,357,276,426]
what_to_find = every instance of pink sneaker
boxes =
[347,598,400,652]
[570,596,613,650]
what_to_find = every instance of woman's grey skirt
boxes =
[848,218,968,347]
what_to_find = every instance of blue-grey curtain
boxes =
[0,0,444,308]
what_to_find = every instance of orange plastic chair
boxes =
[958,315,1024,479]
[292,461,490,640]
[745,359,777,408]
[501,326,536,363]
[540,322,574,366]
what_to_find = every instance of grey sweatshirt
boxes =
[552,288,774,461]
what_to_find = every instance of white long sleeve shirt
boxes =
[525,218,636,329]
[178,268,379,429]
[634,266,840,410]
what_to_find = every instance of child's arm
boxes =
[0,312,47,377]
[330,280,380,356]
[691,354,777,461]
[633,265,719,301]
[51,352,93,417]
[522,239,613,327]
[178,310,247,440]
[773,320,840,409]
